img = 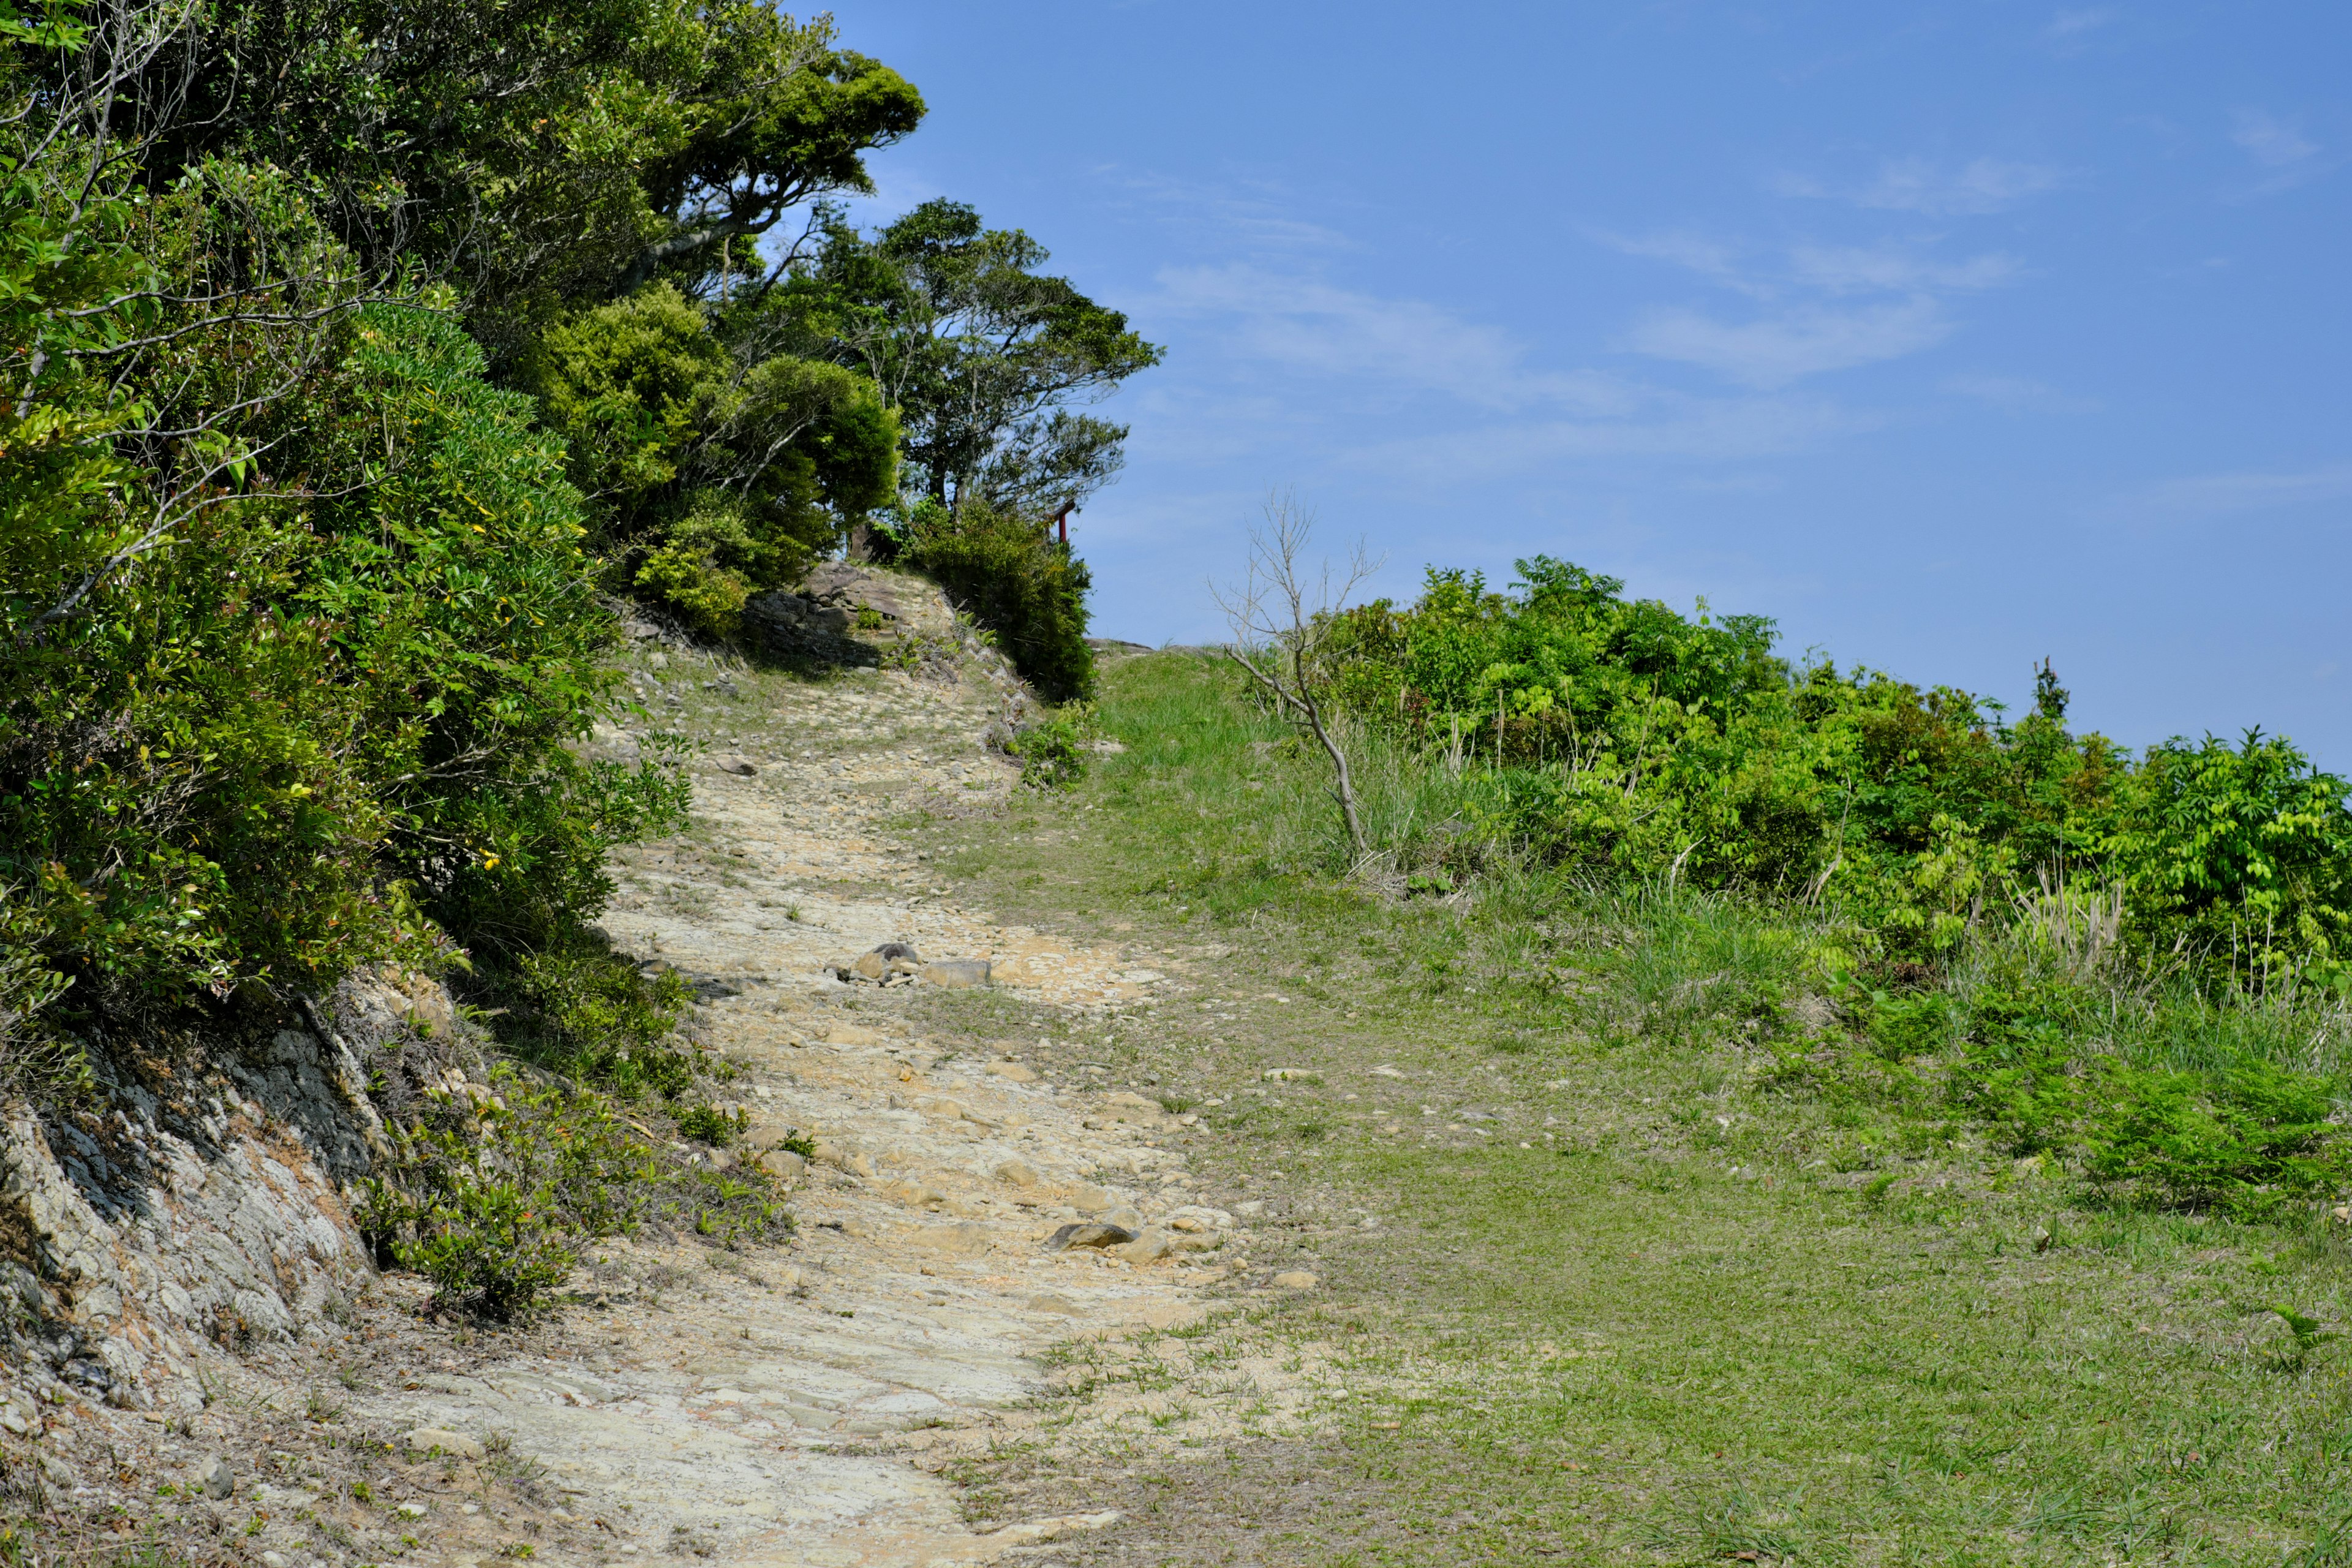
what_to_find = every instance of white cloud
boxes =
[2231,110,2328,195]
[2233,110,2318,168]
[2139,464,2352,515]
[1621,299,1952,388]
[1780,157,2066,217]
[2043,8,2117,40]
[1150,263,1637,413]
[1789,244,2021,293]
[1594,229,1759,293]
[1941,374,2100,415]
[1857,157,2066,216]
[1343,395,1881,482]
[1114,171,1356,256]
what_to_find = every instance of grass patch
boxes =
[919,650,2352,1566]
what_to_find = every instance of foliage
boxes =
[486,940,699,1099]
[902,500,1095,701]
[358,1062,789,1318]
[1322,556,2352,986]
[784,199,1162,514]
[1008,711,1090,791]
[526,285,897,636]
[150,0,924,362]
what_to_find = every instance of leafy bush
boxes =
[1009,712,1090,790]
[484,941,699,1100]
[2085,1059,2352,1216]
[902,500,1095,701]
[360,1065,790,1318]
[674,1102,746,1145]
[1322,556,2352,985]
[527,286,897,638]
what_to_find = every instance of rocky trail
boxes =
[1,573,1339,1568]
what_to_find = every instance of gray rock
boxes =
[1046,1223,1136,1253]
[198,1455,233,1499]
[920,959,991,989]
[713,756,758,777]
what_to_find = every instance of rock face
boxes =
[0,966,463,1406]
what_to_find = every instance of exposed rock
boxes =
[1111,1228,1174,1265]
[712,756,758,777]
[1045,1223,1136,1253]
[1273,1270,1320,1290]
[920,959,991,988]
[198,1455,234,1499]
[984,1060,1040,1083]
[756,1149,807,1183]
[908,1221,992,1256]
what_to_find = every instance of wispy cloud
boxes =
[2043,7,2117,42]
[1598,228,2021,387]
[1789,244,2022,293]
[1779,157,2067,216]
[1150,263,1635,413]
[1622,299,1952,388]
[1344,394,1882,481]
[2231,110,2328,195]
[1115,171,1357,256]
[1942,373,2100,415]
[2139,463,2352,515]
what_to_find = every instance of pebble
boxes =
[712,756,758,777]
[1273,1270,1320,1290]
[198,1455,233,1499]
[985,1060,1040,1082]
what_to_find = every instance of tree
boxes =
[785,199,1162,514]
[525,284,897,634]
[1213,495,1385,867]
[135,0,924,363]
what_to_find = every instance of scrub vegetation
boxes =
[0,0,1142,1318]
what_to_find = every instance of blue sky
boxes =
[828,2,2350,764]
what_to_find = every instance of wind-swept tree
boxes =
[783,199,1163,515]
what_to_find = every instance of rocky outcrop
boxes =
[0,967,466,1407]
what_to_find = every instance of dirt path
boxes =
[344,610,1316,1567]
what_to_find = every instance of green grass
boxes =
[918,650,2352,1567]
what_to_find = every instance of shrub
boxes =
[2085,1059,2352,1216]
[1009,712,1090,790]
[902,500,1095,702]
[360,1065,791,1318]
[485,940,699,1100]
[674,1102,746,1145]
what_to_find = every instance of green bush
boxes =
[674,1102,746,1145]
[360,1064,791,1318]
[2,301,686,1019]
[2086,1059,2352,1216]
[1009,712,1090,790]
[902,500,1095,702]
[1321,556,2352,984]
[485,941,699,1099]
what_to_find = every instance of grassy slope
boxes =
[913,651,2352,1567]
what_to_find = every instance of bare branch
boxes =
[1209,491,1386,867]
